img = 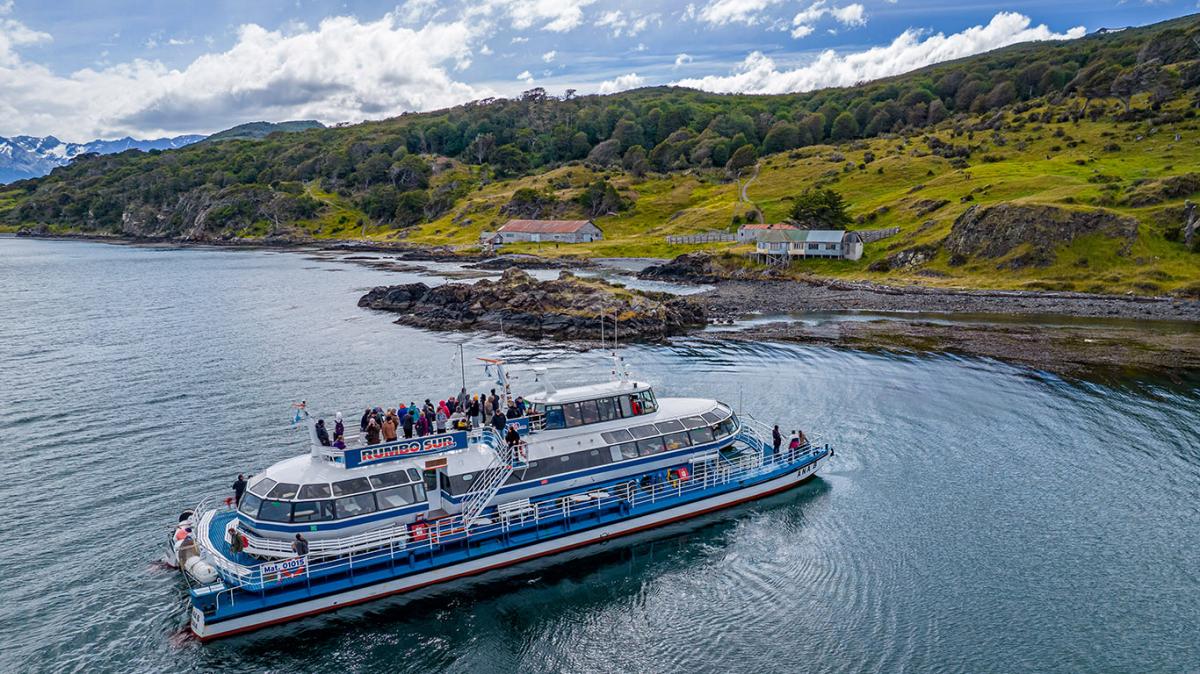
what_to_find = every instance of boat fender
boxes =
[184,556,218,584]
[174,525,191,542]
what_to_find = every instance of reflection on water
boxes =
[0,238,1198,674]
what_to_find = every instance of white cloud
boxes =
[398,0,440,25]
[597,72,645,94]
[791,1,866,38]
[479,43,493,55]
[674,52,693,68]
[674,12,1084,94]
[517,69,535,84]
[0,12,490,139]
[471,0,597,33]
[510,35,528,43]
[831,4,866,27]
[595,10,659,37]
[167,37,194,46]
[595,10,627,35]
[541,49,556,62]
[697,0,785,26]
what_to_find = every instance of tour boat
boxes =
[170,358,832,640]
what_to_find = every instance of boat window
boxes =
[689,426,715,444]
[292,500,335,522]
[663,432,692,451]
[702,411,724,424]
[682,416,708,430]
[597,397,619,421]
[407,468,421,482]
[602,429,633,443]
[629,424,659,439]
[332,477,372,496]
[626,394,643,416]
[544,405,565,430]
[376,485,419,509]
[579,399,600,424]
[238,493,263,517]
[439,472,451,492]
[715,418,736,439]
[637,438,665,456]
[369,470,410,489]
[248,478,276,498]
[298,484,332,500]
[257,499,293,523]
[640,390,658,413]
[334,493,377,519]
[563,402,583,427]
[614,442,639,460]
[267,483,300,500]
[586,448,610,467]
[413,482,426,501]
[655,420,684,434]
[618,395,634,417]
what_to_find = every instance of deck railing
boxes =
[198,438,826,613]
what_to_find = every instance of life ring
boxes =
[677,467,690,481]
[410,521,429,542]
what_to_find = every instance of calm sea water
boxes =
[1,237,1198,674]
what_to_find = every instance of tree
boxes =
[726,143,758,175]
[611,119,645,152]
[576,179,624,216]
[393,190,429,226]
[586,138,622,166]
[984,81,1017,110]
[762,122,801,154]
[466,133,496,164]
[622,145,649,177]
[390,154,431,190]
[789,188,851,228]
[831,112,859,141]
[927,99,948,125]
[493,144,529,177]
[798,113,824,145]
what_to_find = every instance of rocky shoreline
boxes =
[358,268,706,342]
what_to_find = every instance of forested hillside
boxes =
[3,14,1200,294]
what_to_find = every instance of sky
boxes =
[0,0,1194,141]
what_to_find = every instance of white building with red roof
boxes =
[736,222,800,243]
[496,219,603,244]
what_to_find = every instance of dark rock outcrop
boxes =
[868,244,939,272]
[944,203,1138,268]
[639,252,786,283]
[469,254,594,270]
[359,268,706,341]
[1126,173,1200,207]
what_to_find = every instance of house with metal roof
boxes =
[735,222,800,243]
[497,219,603,244]
[754,229,864,263]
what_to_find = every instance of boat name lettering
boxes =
[344,431,468,468]
[261,557,306,579]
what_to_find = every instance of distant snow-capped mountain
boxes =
[0,134,204,184]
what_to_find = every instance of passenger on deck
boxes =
[436,405,448,433]
[491,408,508,432]
[292,533,309,557]
[468,397,481,428]
[232,474,247,506]
[787,431,800,458]
[402,411,415,439]
[315,419,332,447]
[505,424,521,449]
[515,396,527,416]
[365,417,381,445]
[333,434,346,450]
[796,429,808,446]
[772,425,782,458]
[381,413,398,442]
[417,412,431,436]
[457,387,468,410]
[334,412,345,440]
[446,396,457,415]
[359,408,371,433]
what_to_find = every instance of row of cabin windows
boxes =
[444,413,738,496]
[239,481,427,523]
[247,467,423,503]
[531,390,659,431]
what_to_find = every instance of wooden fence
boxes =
[665,232,736,244]
[856,227,900,243]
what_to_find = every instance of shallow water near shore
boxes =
[1,237,1198,674]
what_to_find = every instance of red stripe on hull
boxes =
[197,467,818,641]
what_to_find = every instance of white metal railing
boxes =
[198,438,827,610]
[458,438,520,524]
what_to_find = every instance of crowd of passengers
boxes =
[310,388,530,449]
